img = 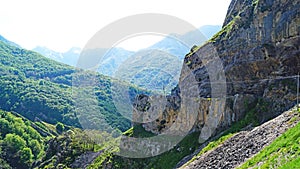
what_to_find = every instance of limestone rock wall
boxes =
[138,0,300,140]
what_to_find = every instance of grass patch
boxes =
[145,132,201,169]
[123,124,156,138]
[208,17,236,43]
[184,14,240,59]
[288,116,298,125]
[86,132,120,169]
[184,133,234,167]
[225,108,259,134]
[185,9,243,58]
[87,144,119,169]
[185,44,202,58]
[42,122,58,133]
[279,156,300,169]
[107,132,201,169]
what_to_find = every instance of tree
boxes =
[0,118,11,137]
[20,147,33,164]
[2,134,28,168]
[0,158,12,169]
[28,139,43,158]
[56,122,65,133]
[3,133,26,151]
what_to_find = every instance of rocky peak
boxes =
[223,0,254,26]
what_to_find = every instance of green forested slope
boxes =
[0,110,45,169]
[0,109,118,169]
[0,40,133,131]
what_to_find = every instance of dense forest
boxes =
[0,40,142,132]
[0,109,119,169]
[0,110,44,169]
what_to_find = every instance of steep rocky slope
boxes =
[181,105,300,169]
[142,0,300,141]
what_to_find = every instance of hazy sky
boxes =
[0,0,231,52]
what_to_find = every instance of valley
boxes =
[0,0,299,168]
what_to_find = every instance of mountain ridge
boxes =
[0,38,135,131]
[32,46,81,66]
[0,35,21,48]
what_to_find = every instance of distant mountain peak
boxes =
[67,47,81,54]
[32,46,81,66]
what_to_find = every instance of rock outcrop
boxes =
[139,0,300,142]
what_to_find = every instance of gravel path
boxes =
[181,106,300,169]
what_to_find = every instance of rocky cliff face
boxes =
[139,0,300,141]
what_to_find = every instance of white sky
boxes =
[0,0,231,52]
